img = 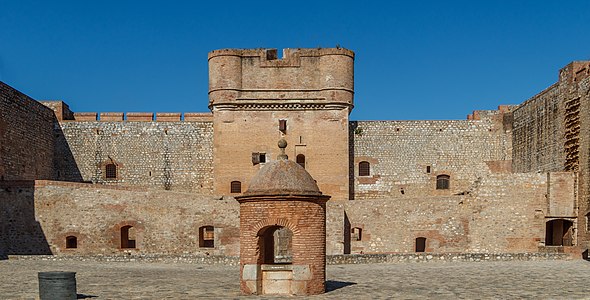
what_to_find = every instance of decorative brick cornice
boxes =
[211,102,350,111]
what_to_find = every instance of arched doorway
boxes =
[545,219,574,246]
[257,225,293,264]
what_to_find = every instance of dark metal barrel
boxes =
[38,271,77,300]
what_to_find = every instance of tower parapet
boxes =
[208,48,354,112]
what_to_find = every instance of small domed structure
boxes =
[236,139,330,295]
[244,159,322,196]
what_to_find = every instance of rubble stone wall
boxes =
[351,109,512,200]
[55,119,214,194]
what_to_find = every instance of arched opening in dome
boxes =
[257,225,293,264]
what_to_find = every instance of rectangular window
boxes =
[252,152,266,165]
[279,119,287,132]
[252,152,260,165]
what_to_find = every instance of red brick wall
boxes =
[239,197,326,294]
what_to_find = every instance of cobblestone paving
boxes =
[1,259,590,299]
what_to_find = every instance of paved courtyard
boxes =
[1,259,590,299]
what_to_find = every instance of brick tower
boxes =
[235,139,330,295]
[208,47,354,200]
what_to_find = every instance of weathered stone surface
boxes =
[1,51,589,262]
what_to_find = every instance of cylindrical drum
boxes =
[38,271,77,300]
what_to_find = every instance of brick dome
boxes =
[244,159,322,196]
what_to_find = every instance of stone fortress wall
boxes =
[0,171,573,257]
[511,61,590,250]
[351,107,513,200]
[53,112,214,193]
[1,49,590,260]
[0,82,56,181]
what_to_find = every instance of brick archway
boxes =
[111,220,144,251]
[252,218,300,236]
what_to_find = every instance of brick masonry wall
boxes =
[238,198,326,294]
[351,110,512,200]
[0,82,55,181]
[0,181,239,256]
[213,109,350,200]
[55,120,214,193]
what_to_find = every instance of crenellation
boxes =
[73,112,98,121]
[99,112,124,122]
[126,112,154,122]
[155,112,182,122]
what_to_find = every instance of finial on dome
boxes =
[277,138,288,160]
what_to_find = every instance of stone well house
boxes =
[1,48,589,258]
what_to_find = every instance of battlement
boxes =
[65,111,213,122]
[208,47,354,65]
[559,61,590,84]
[208,47,355,112]
[467,105,516,120]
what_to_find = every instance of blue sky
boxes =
[1,1,589,120]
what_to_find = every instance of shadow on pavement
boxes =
[325,280,357,292]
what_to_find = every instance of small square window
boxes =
[252,152,266,165]
[231,181,242,193]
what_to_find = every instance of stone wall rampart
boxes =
[0,82,56,181]
[0,181,239,256]
[55,120,214,193]
[512,83,564,173]
[351,112,512,200]
[328,172,572,255]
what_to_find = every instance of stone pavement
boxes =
[1,259,590,299]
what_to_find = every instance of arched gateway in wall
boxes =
[235,139,330,295]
